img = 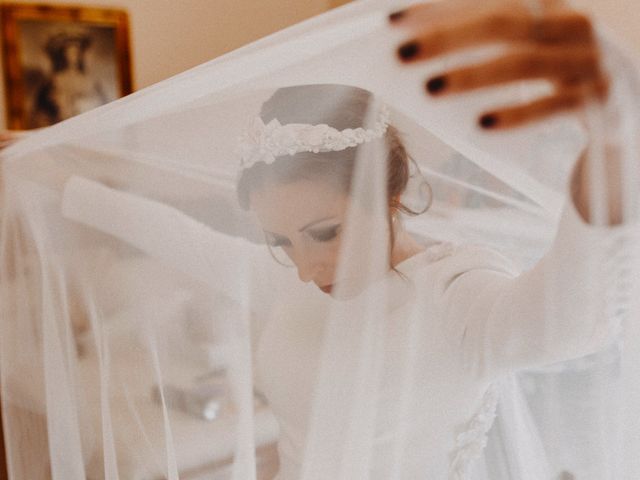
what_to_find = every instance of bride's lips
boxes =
[319,284,333,294]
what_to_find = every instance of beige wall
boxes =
[124,0,328,90]
[3,0,634,88]
[572,0,639,55]
[0,0,329,128]
[0,0,328,89]
[0,0,636,128]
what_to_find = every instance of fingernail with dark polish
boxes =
[426,76,447,94]
[389,10,406,22]
[479,114,499,129]
[398,41,419,61]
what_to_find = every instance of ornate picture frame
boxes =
[1,3,133,129]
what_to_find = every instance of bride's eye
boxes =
[265,233,291,248]
[308,225,341,242]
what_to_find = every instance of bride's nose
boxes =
[294,251,324,283]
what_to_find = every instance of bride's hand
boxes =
[390,0,609,129]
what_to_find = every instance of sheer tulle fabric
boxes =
[1,1,639,480]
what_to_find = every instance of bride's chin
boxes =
[320,281,366,301]
[316,281,350,299]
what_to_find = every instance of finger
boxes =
[557,72,609,100]
[389,0,483,26]
[477,79,608,129]
[538,0,567,10]
[389,0,567,26]
[397,10,593,62]
[424,46,600,95]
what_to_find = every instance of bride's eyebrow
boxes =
[299,216,338,232]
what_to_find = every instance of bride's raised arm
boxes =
[61,175,274,309]
[392,0,637,377]
[434,174,635,378]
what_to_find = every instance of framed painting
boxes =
[1,3,132,129]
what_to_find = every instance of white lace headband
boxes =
[238,103,390,170]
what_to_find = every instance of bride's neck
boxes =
[390,229,425,267]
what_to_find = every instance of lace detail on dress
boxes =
[448,383,499,480]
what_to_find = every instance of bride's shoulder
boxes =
[425,241,520,278]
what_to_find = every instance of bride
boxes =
[3,1,637,479]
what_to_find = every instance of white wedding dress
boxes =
[1,2,640,480]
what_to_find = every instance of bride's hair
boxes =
[237,84,423,269]
[237,84,412,214]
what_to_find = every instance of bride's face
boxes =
[250,179,350,295]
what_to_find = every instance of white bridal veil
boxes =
[1,1,639,479]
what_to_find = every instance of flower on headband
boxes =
[237,117,279,168]
[238,103,390,171]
